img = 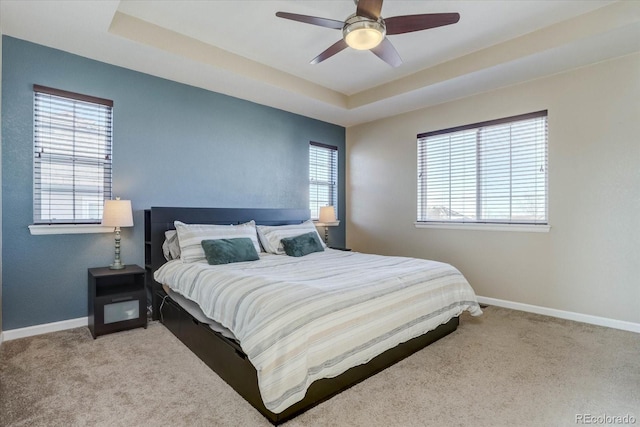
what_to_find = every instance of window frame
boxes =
[309,141,338,221]
[416,110,549,232]
[31,85,114,234]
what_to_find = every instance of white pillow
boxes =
[174,220,260,263]
[162,230,181,261]
[256,220,326,255]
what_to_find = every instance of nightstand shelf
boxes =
[88,265,147,339]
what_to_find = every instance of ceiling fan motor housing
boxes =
[342,14,386,50]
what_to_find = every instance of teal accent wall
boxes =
[1,36,345,330]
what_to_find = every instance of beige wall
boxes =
[347,53,640,324]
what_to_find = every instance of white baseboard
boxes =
[2,298,638,341]
[2,317,88,341]
[477,296,640,334]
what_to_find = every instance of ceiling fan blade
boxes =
[370,38,402,67]
[356,0,384,20]
[275,12,344,30]
[310,39,349,64]
[385,13,460,35]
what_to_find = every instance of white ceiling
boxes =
[1,1,639,127]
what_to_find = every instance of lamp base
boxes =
[109,261,125,270]
[110,227,125,269]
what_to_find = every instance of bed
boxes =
[145,207,481,424]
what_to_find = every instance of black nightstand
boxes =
[88,265,147,339]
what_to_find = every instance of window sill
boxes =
[29,224,114,235]
[413,222,550,233]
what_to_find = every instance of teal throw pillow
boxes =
[281,232,325,257]
[201,238,260,265]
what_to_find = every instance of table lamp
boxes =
[102,198,134,270]
[317,206,340,245]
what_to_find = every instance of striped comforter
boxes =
[154,249,482,414]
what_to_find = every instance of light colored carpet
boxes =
[1,306,638,427]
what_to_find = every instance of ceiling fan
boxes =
[275,0,460,67]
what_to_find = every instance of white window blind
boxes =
[309,142,338,220]
[417,111,548,225]
[33,85,113,224]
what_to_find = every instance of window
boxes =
[417,111,548,227]
[33,85,113,224]
[309,142,338,220]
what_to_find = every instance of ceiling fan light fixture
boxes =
[276,1,461,66]
[343,15,386,50]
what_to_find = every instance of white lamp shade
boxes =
[102,199,133,227]
[318,206,339,226]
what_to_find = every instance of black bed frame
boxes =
[144,207,459,425]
